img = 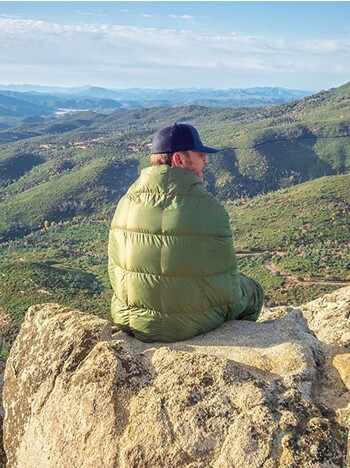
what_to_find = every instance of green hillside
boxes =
[0,156,138,239]
[0,82,349,242]
[1,82,349,240]
[1,174,349,354]
[228,174,349,307]
[229,173,350,252]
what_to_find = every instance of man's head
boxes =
[150,123,219,180]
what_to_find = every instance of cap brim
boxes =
[198,145,220,153]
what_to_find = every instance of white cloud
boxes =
[140,14,161,18]
[74,11,108,18]
[0,17,348,88]
[168,15,194,20]
[293,39,350,54]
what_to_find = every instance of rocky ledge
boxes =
[2,286,350,467]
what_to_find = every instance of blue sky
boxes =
[0,2,349,91]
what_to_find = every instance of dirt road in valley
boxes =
[263,260,349,286]
[236,250,349,286]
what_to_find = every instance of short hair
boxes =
[150,151,191,167]
[150,153,173,166]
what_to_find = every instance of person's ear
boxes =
[172,152,183,167]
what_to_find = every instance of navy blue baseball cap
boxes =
[151,123,219,154]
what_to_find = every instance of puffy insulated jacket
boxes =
[108,165,263,342]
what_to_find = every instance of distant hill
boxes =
[0,85,312,122]
[73,85,312,107]
[0,90,124,119]
[0,93,51,117]
[0,83,312,99]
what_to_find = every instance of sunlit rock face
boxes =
[3,287,350,467]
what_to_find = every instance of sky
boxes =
[0,1,349,92]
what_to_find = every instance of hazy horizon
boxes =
[0,83,316,92]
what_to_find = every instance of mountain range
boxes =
[0,80,349,240]
[0,85,312,128]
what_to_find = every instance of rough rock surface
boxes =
[3,287,350,467]
[0,359,6,468]
[0,308,10,467]
[260,286,350,347]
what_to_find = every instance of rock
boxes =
[259,286,350,347]
[3,287,350,467]
[0,359,6,468]
[299,286,350,347]
[0,307,10,468]
[333,354,350,391]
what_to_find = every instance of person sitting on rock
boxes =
[108,123,264,342]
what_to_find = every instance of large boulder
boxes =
[3,287,350,467]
